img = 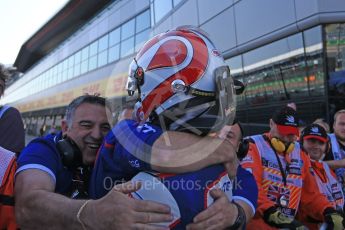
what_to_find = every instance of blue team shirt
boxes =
[90,120,258,228]
[16,132,73,195]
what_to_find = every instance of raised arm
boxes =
[151,131,236,174]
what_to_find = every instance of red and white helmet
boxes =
[126,26,236,135]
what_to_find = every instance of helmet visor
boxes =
[215,66,236,130]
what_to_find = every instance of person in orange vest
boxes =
[0,146,17,230]
[0,63,24,229]
[298,123,345,229]
[241,106,345,229]
[0,64,25,155]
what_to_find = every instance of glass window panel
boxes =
[121,19,135,40]
[89,55,97,71]
[136,10,150,32]
[81,60,88,74]
[52,66,57,77]
[243,33,308,105]
[48,75,54,86]
[89,40,98,56]
[53,73,57,86]
[108,44,120,62]
[45,78,49,89]
[173,0,183,7]
[99,34,109,52]
[304,26,322,47]
[47,75,51,85]
[326,23,345,117]
[74,51,82,64]
[98,50,108,67]
[63,59,68,71]
[62,70,68,82]
[68,67,74,79]
[121,37,134,57]
[153,0,172,23]
[109,28,120,46]
[243,33,304,67]
[135,29,150,52]
[303,26,324,97]
[57,71,62,84]
[68,55,74,68]
[150,2,155,27]
[58,62,63,73]
[81,46,89,61]
[74,63,81,76]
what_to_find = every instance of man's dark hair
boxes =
[65,95,111,126]
[0,63,9,83]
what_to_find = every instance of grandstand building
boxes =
[4,0,345,135]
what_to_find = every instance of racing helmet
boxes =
[126,26,236,135]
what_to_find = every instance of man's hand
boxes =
[186,189,236,230]
[81,181,173,230]
[323,208,345,230]
[263,206,306,230]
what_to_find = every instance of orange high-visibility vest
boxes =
[0,146,17,230]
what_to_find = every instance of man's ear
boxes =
[61,120,69,135]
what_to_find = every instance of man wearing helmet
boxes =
[89,26,257,229]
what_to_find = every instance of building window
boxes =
[108,44,120,63]
[98,34,109,52]
[121,19,135,40]
[325,23,345,118]
[135,29,150,52]
[241,32,310,106]
[136,9,150,32]
[303,26,324,97]
[228,26,326,112]
[109,28,120,47]
[152,0,172,24]
[121,37,134,57]
[151,0,184,25]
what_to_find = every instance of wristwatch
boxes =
[228,201,246,230]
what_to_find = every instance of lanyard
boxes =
[264,135,289,186]
[273,151,289,186]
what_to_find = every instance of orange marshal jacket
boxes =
[297,160,344,230]
[0,146,17,230]
[241,134,333,230]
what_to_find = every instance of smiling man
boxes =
[16,95,112,199]
[324,109,345,192]
[15,95,173,229]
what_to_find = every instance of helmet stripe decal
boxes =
[146,39,187,70]
[141,30,209,120]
